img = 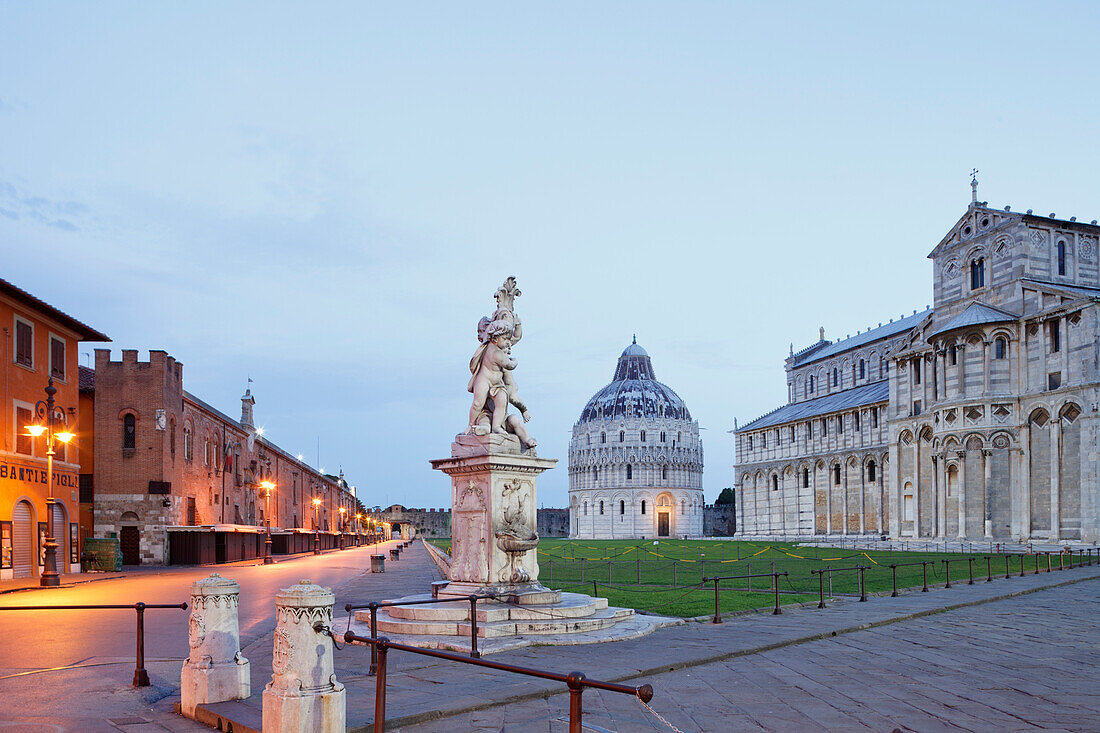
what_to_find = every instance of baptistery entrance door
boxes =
[657,512,670,537]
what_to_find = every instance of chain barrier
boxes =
[638,697,686,733]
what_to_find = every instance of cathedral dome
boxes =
[579,339,691,422]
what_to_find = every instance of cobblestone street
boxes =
[399,575,1100,732]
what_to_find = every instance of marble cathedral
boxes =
[735,181,1099,543]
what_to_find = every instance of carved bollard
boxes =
[263,580,346,733]
[180,573,250,718]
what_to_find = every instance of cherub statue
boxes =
[466,277,537,447]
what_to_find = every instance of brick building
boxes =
[0,278,108,580]
[88,349,357,564]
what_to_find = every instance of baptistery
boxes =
[568,339,704,538]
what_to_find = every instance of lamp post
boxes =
[355,513,363,547]
[311,497,322,554]
[338,507,347,550]
[260,480,276,565]
[25,377,74,587]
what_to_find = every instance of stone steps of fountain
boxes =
[375,603,634,638]
[362,592,607,625]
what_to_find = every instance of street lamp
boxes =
[338,507,347,550]
[25,377,73,587]
[355,513,363,547]
[260,480,276,565]
[311,497,322,554]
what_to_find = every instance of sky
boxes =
[2,2,1098,509]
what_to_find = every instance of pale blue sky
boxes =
[3,2,1097,508]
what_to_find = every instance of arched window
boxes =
[599,501,604,515]
[122,414,136,450]
[620,500,625,515]
[681,499,686,514]
[854,412,861,431]
[837,415,844,433]
[1057,241,1066,276]
[640,430,646,442]
[601,432,606,444]
[867,461,877,483]
[660,431,666,442]
[851,363,856,383]
[662,465,668,480]
[748,436,753,450]
[970,257,985,289]
[833,464,841,485]
[809,375,815,393]
[772,474,779,491]
[789,426,795,442]
[994,336,1006,359]
[859,359,865,380]
[583,501,588,516]
[204,438,210,466]
[183,424,194,460]
[641,500,646,515]
[949,344,957,365]
[832,368,838,387]
[802,468,809,488]
[626,465,633,480]
[619,430,625,442]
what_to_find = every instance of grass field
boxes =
[427,538,1032,617]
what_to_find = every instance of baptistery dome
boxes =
[568,340,704,539]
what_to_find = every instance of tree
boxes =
[715,487,735,505]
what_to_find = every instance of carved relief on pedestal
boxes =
[494,478,538,585]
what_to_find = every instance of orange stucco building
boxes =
[0,278,108,580]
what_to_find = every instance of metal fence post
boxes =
[985,555,992,582]
[921,561,929,592]
[133,602,150,687]
[1059,551,1064,571]
[967,557,975,585]
[1004,555,1010,579]
[816,570,825,608]
[368,602,379,676]
[890,564,898,597]
[567,672,586,733]
[373,640,389,733]
[772,573,782,615]
[943,559,952,589]
[711,578,721,624]
[468,595,480,659]
[1019,554,1026,578]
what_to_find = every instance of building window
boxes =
[599,501,604,515]
[184,425,194,460]
[748,436,753,450]
[50,337,65,380]
[601,431,606,444]
[583,502,587,516]
[913,358,921,384]
[837,415,844,433]
[802,468,809,488]
[762,433,767,448]
[913,400,922,415]
[833,465,841,485]
[16,406,33,454]
[619,430,625,442]
[821,418,828,436]
[789,426,795,442]
[970,257,985,289]
[994,337,1006,359]
[871,408,878,429]
[854,412,861,431]
[662,465,668,480]
[123,414,136,450]
[640,430,646,442]
[14,318,32,367]
[832,368,838,387]
[809,375,815,393]
[586,434,590,446]
[1057,241,1066,276]
[660,431,666,442]
[949,344,957,366]
[620,500,625,515]
[867,461,877,483]
[807,422,813,439]
[626,465,632,480]
[859,359,865,380]
[772,475,779,491]
[641,500,646,515]
[1049,321,1060,353]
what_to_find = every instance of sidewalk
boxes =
[201,550,1100,732]
[0,545,368,595]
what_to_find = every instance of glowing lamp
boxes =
[55,431,75,443]
[25,425,46,437]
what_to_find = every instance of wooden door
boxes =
[12,501,34,579]
[657,512,670,537]
[120,526,140,565]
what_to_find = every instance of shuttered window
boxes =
[50,337,65,379]
[15,319,32,367]
[16,407,33,455]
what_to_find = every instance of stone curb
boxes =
[357,568,1100,732]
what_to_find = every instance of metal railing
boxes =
[886,560,934,596]
[337,628,653,733]
[345,593,497,673]
[702,572,789,619]
[0,602,187,686]
[811,565,868,607]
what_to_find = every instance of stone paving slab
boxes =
[323,562,1100,731]
[398,576,1100,732]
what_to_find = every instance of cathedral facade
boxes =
[735,185,1099,543]
[568,341,704,539]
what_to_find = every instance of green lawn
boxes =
[426,538,1038,617]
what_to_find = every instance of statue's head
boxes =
[486,319,513,346]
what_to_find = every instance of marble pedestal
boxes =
[430,433,557,601]
[180,573,250,718]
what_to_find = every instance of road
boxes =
[0,539,441,732]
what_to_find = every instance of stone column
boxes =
[913,440,921,537]
[1020,426,1032,539]
[957,344,966,397]
[939,348,948,401]
[982,449,993,538]
[262,580,345,733]
[859,461,866,535]
[957,450,968,538]
[1051,418,1062,541]
[890,442,902,538]
[825,464,832,535]
[180,573,250,718]
[982,339,991,396]
[933,454,944,538]
[811,466,820,535]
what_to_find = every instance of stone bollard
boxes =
[263,580,345,733]
[180,573,250,718]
